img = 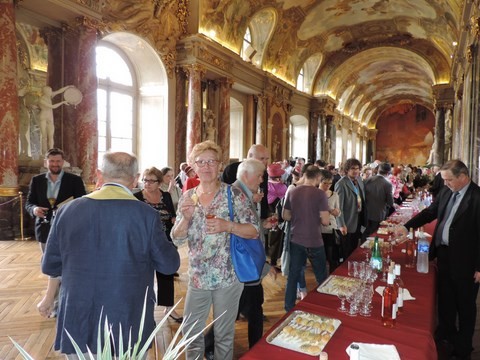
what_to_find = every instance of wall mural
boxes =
[375,104,435,165]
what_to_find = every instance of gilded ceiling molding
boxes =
[469,16,480,37]
[198,47,229,72]
[102,0,189,78]
[466,44,475,63]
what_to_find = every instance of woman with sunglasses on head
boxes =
[135,167,183,322]
[172,140,259,360]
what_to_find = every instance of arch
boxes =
[100,32,169,171]
[247,7,277,68]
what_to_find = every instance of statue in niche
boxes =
[37,85,73,154]
[272,135,280,161]
[324,138,331,164]
[18,80,32,159]
[204,109,217,141]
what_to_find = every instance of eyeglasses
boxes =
[195,159,219,167]
[142,179,159,184]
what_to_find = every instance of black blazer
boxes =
[25,171,86,243]
[404,182,480,279]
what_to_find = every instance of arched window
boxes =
[335,129,343,166]
[296,67,305,92]
[96,44,136,166]
[241,27,253,61]
[230,97,244,161]
[290,115,308,160]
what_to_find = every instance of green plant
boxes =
[11,290,222,360]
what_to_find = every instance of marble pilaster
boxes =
[75,24,98,186]
[325,115,334,164]
[175,67,187,169]
[184,64,205,159]
[217,78,233,164]
[433,106,445,166]
[255,94,266,145]
[0,0,19,192]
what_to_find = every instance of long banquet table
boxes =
[241,220,438,360]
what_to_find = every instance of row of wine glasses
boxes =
[337,282,375,317]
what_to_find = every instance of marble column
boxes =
[175,67,187,170]
[0,0,19,240]
[309,111,319,162]
[325,116,334,165]
[75,23,98,188]
[433,106,445,166]
[255,94,266,145]
[316,112,326,161]
[0,0,19,193]
[217,78,233,164]
[184,64,205,159]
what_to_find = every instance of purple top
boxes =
[267,180,287,205]
[284,185,329,248]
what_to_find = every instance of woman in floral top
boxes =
[172,140,259,360]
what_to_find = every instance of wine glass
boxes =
[337,286,348,312]
[269,213,278,231]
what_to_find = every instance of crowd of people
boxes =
[28,144,480,360]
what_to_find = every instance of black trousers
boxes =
[323,232,340,273]
[268,229,284,266]
[436,246,479,357]
[238,284,264,348]
[156,271,174,306]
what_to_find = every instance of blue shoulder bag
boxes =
[227,185,266,282]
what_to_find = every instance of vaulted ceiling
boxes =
[199,0,462,128]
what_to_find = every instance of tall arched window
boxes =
[96,44,136,166]
[296,67,305,92]
[241,27,252,60]
[230,97,244,161]
[335,129,343,166]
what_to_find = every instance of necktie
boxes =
[435,191,459,246]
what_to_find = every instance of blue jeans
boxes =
[285,242,327,312]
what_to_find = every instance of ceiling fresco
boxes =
[200,0,462,128]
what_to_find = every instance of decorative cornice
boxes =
[198,47,229,72]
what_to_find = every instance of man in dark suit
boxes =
[335,158,367,259]
[400,160,480,360]
[25,148,86,252]
[363,162,394,239]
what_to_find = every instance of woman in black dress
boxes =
[135,167,183,322]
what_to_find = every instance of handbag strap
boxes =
[227,185,234,221]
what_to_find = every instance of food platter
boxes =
[266,310,341,356]
[317,275,362,296]
[64,87,83,106]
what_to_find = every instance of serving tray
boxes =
[266,310,341,356]
[316,274,362,296]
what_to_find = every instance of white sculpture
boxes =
[38,85,74,154]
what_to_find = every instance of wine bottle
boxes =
[394,264,404,314]
[370,236,383,272]
[382,272,397,327]
[405,227,416,268]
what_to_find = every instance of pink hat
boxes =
[267,163,285,178]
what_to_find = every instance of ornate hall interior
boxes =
[2,0,480,359]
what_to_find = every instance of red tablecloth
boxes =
[242,221,438,360]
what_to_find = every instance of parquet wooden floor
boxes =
[2,240,480,360]
[0,240,316,360]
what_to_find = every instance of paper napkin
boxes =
[375,286,416,300]
[346,342,401,360]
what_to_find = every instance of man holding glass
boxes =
[25,148,86,252]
